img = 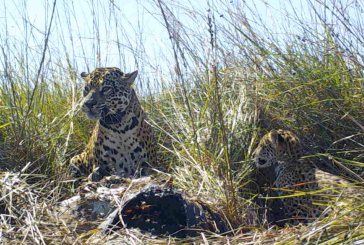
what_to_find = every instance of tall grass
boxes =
[1,0,364,243]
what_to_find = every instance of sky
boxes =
[0,0,361,91]
[1,0,297,69]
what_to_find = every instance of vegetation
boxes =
[0,0,363,243]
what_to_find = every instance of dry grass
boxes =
[1,0,364,244]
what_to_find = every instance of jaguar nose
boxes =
[85,98,97,108]
[258,158,267,166]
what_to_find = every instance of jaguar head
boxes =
[253,130,285,168]
[80,67,138,120]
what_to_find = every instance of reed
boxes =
[0,0,363,243]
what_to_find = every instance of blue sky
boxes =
[1,0,360,91]
[1,0,300,70]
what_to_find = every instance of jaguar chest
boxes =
[93,120,148,176]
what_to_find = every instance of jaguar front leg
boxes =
[69,150,94,179]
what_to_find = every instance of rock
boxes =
[100,186,228,238]
[58,175,228,238]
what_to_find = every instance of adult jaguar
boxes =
[253,129,357,224]
[70,67,157,182]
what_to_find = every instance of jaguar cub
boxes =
[70,67,157,181]
[253,129,357,224]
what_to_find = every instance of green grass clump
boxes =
[0,0,364,244]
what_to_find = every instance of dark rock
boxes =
[100,186,228,238]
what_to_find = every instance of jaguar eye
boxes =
[101,87,112,94]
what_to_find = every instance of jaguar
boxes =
[253,129,357,224]
[69,67,157,181]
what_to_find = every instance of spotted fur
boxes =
[253,129,302,168]
[254,129,357,224]
[70,67,157,181]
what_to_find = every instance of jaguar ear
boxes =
[123,70,138,85]
[80,72,88,79]
[270,130,285,149]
